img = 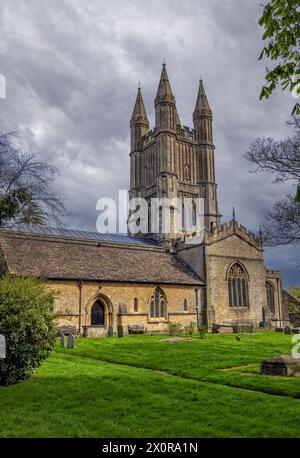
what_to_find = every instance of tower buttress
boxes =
[193,80,220,231]
[130,87,149,194]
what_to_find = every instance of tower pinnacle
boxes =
[155,63,175,105]
[154,64,180,131]
[193,79,212,120]
[130,87,149,128]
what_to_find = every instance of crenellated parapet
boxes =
[206,217,262,249]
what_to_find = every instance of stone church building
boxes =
[0,65,287,336]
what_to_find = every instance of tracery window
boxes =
[228,263,249,308]
[150,288,166,319]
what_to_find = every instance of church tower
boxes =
[129,64,220,243]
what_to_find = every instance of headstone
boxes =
[117,325,124,338]
[107,325,114,337]
[67,334,75,349]
[261,355,300,377]
[284,326,292,335]
[60,334,65,348]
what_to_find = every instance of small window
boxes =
[184,299,188,312]
[134,297,138,312]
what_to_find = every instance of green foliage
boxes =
[0,275,56,386]
[185,321,196,337]
[258,0,300,115]
[288,287,300,312]
[167,321,182,336]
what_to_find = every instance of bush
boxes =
[185,321,196,337]
[167,321,182,336]
[0,275,56,386]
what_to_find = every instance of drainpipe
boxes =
[78,280,83,334]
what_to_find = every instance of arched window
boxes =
[134,297,138,312]
[266,282,275,314]
[184,299,188,312]
[228,263,249,308]
[91,301,105,325]
[150,288,166,319]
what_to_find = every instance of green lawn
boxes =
[0,332,300,438]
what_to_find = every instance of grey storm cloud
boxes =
[0,0,299,287]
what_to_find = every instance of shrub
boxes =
[0,275,56,386]
[167,321,182,336]
[186,321,196,337]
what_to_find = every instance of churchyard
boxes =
[0,331,299,438]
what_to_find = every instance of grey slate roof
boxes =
[11,225,159,246]
[0,227,202,286]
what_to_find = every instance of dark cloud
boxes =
[0,0,298,287]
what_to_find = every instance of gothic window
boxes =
[134,297,138,312]
[91,301,105,325]
[228,263,249,308]
[184,299,188,312]
[266,282,275,314]
[182,202,185,230]
[149,288,166,319]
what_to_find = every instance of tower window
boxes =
[228,263,249,308]
[134,297,138,312]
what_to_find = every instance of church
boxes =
[0,64,287,336]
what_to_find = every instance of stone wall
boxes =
[47,280,201,335]
[205,234,269,326]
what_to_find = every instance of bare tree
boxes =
[0,132,65,227]
[244,117,300,246]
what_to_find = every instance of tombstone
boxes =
[67,334,75,349]
[261,355,300,377]
[117,325,124,338]
[284,326,292,335]
[60,334,65,348]
[107,325,114,337]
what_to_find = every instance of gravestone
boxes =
[67,334,75,349]
[284,326,292,335]
[261,355,300,377]
[60,334,65,348]
[107,325,114,337]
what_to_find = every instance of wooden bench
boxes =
[128,324,145,335]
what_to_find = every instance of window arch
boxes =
[266,282,275,314]
[150,288,166,319]
[227,263,249,308]
[91,301,105,325]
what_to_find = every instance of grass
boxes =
[0,331,300,438]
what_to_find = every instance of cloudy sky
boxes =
[0,0,298,287]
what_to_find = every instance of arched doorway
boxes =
[91,300,105,326]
